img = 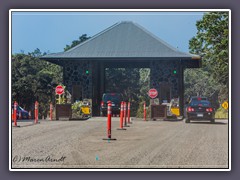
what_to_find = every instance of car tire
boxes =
[185,118,190,123]
[211,119,215,124]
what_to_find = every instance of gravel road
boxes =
[11,117,229,169]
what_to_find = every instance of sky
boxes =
[11,11,205,54]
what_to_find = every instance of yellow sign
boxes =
[171,107,180,116]
[222,101,228,110]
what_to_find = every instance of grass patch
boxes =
[215,107,228,119]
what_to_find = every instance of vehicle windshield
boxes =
[190,100,211,107]
[103,94,121,103]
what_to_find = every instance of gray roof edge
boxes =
[40,56,195,60]
[132,22,193,57]
[40,54,200,59]
[41,51,66,58]
[188,53,201,59]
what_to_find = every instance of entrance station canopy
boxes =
[41,21,201,116]
[42,21,201,65]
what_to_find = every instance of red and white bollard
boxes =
[13,101,18,127]
[107,102,112,138]
[123,102,130,127]
[103,102,116,141]
[117,101,126,130]
[144,101,147,121]
[50,103,53,120]
[127,102,131,124]
[34,101,39,124]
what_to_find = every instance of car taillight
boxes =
[206,108,213,112]
[101,101,104,107]
[187,107,194,112]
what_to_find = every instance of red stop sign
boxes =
[148,88,158,99]
[55,85,64,95]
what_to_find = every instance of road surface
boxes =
[11,117,229,169]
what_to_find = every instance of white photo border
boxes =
[9,9,231,171]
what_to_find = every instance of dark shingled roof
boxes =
[41,21,200,60]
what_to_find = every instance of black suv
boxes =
[100,93,123,116]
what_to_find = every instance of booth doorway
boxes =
[72,85,82,103]
[159,83,171,103]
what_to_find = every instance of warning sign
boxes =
[222,101,228,110]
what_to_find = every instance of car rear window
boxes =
[190,100,211,107]
[191,97,207,101]
[103,94,122,102]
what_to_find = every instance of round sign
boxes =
[55,85,64,95]
[222,101,228,110]
[148,88,158,99]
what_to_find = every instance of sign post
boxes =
[123,102,130,127]
[146,88,159,120]
[55,85,64,104]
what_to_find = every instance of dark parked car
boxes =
[12,105,29,119]
[184,97,215,123]
[100,93,123,116]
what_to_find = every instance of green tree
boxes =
[184,68,220,108]
[139,68,150,101]
[188,12,229,102]
[12,49,63,117]
[64,34,91,51]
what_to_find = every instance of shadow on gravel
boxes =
[189,122,227,125]
[163,119,184,122]
[12,120,40,128]
[15,119,34,122]
[69,118,90,121]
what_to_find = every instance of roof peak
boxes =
[119,21,134,24]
